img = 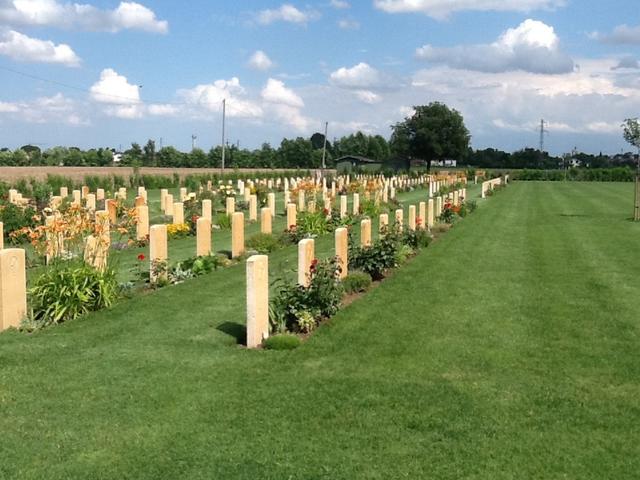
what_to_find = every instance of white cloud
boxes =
[330,0,350,8]
[178,77,263,119]
[261,78,311,131]
[416,19,574,74]
[247,50,274,71]
[0,29,80,65]
[329,62,385,89]
[261,78,304,108]
[0,0,168,33]
[89,68,143,118]
[611,56,639,70]
[373,0,565,20]
[594,24,640,45]
[338,19,359,30]
[0,100,19,112]
[256,4,318,25]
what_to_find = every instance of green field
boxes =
[1,182,639,479]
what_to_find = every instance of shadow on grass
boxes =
[217,321,246,345]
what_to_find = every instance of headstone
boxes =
[231,212,245,258]
[84,235,108,271]
[298,238,315,287]
[72,190,81,205]
[361,219,372,247]
[136,205,149,240]
[286,203,297,229]
[180,187,188,201]
[0,222,3,250]
[246,255,269,349]
[96,188,105,201]
[308,200,316,213]
[134,196,145,208]
[106,199,118,224]
[60,187,68,198]
[335,227,348,279]
[395,209,404,231]
[118,187,127,200]
[353,193,360,216]
[419,202,426,230]
[408,205,416,231]
[0,249,27,331]
[340,195,348,219]
[379,213,389,233]
[249,195,258,221]
[436,196,443,218]
[160,189,168,210]
[173,202,184,225]
[197,217,212,256]
[81,186,90,198]
[261,208,272,234]
[298,190,305,212]
[149,225,168,283]
[164,194,174,216]
[268,192,276,217]
[226,196,235,216]
[85,193,96,212]
[202,199,212,221]
[427,199,435,229]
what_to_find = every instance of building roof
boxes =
[335,155,381,164]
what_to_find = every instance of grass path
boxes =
[1,182,639,479]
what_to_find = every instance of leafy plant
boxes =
[270,257,344,333]
[29,262,119,327]
[349,228,398,280]
[402,228,432,249]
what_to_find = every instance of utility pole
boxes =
[221,98,226,172]
[635,148,640,221]
[321,121,328,178]
[191,134,197,150]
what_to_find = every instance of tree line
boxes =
[1,102,636,170]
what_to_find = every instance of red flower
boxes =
[137,253,146,261]
[323,208,329,215]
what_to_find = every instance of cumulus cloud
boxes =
[0,0,168,33]
[89,68,144,118]
[247,50,274,71]
[256,4,318,25]
[373,0,565,19]
[594,24,640,45]
[416,19,574,74]
[329,62,388,89]
[261,78,311,131]
[178,77,263,119]
[0,29,80,65]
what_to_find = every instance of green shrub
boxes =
[263,334,301,350]
[0,202,37,241]
[246,233,281,253]
[349,229,398,280]
[342,271,372,294]
[270,257,344,333]
[402,228,432,249]
[395,244,415,265]
[29,263,119,327]
[215,212,231,229]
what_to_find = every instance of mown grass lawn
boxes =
[1,182,639,479]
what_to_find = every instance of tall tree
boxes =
[390,102,470,171]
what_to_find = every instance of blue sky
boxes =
[1,0,639,155]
